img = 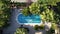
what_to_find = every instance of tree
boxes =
[29,2,40,15]
[1,0,11,5]
[0,1,11,34]
[0,20,5,28]
[21,0,60,24]
[34,25,39,30]
[40,7,60,24]
[57,5,60,23]
[39,24,44,30]
[22,7,30,16]
[38,0,60,6]
[14,28,28,34]
[34,24,44,31]
[51,23,57,29]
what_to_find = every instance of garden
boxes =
[21,0,60,34]
[9,0,60,34]
[0,0,60,34]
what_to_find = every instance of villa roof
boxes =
[11,0,37,3]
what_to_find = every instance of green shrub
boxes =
[51,23,57,29]
[34,24,44,31]
[39,24,44,30]
[34,25,39,30]
[14,28,28,34]
[22,7,31,16]
[29,2,40,15]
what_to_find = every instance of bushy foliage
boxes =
[39,24,44,29]
[34,24,44,30]
[51,23,57,29]
[0,20,5,27]
[34,25,39,30]
[22,0,60,24]
[0,0,11,28]
[38,0,60,5]
[22,7,30,16]
[29,2,40,15]
[14,28,28,34]
[40,9,55,22]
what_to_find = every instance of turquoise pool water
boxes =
[17,13,41,23]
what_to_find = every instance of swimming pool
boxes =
[17,13,41,24]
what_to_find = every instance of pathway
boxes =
[3,8,20,34]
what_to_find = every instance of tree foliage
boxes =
[29,2,40,15]
[22,7,30,16]
[51,23,57,29]
[40,9,55,22]
[0,0,11,28]
[0,20,5,27]
[34,24,44,30]
[38,0,60,5]
[22,0,60,24]
[14,28,28,34]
